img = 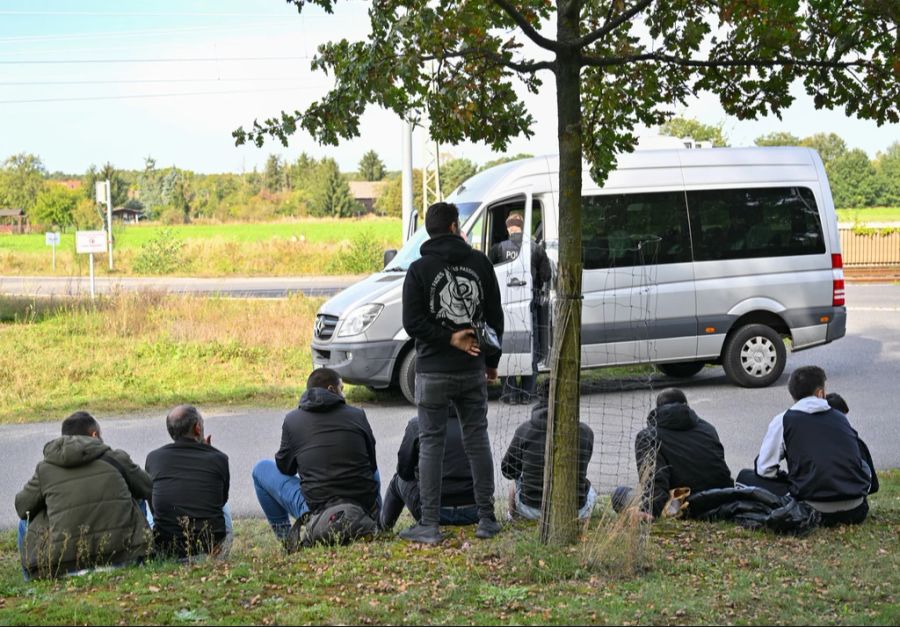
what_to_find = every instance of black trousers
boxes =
[736,468,870,526]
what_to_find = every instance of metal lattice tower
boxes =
[422,134,442,209]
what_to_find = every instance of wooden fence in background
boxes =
[840,228,900,267]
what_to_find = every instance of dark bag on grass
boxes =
[285,499,377,552]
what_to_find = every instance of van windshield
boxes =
[383,201,481,271]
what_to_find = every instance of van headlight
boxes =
[337,304,384,338]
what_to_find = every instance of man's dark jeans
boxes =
[416,370,495,525]
[381,474,479,529]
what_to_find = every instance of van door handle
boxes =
[507,277,527,287]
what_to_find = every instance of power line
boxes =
[0,77,307,86]
[0,55,313,65]
[0,10,303,17]
[0,86,325,105]
[0,21,292,45]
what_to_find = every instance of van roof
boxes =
[457,146,821,200]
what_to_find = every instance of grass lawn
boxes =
[0,218,402,277]
[1,471,897,625]
[0,294,325,424]
[836,207,900,223]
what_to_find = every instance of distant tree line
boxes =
[0,149,537,229]
[661,117,900,209]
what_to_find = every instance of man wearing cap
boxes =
[490,211,552,404]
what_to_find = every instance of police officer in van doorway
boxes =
[490,212,552,405]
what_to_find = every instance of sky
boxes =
[1,0,897,176]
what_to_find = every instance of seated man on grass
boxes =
[15,412,152,579]
[501,381,597,521]
[613,388,733,519]
[736,366,878,526]
[381,404,478,531]
[252,368,381,541]
[145,405,232,560]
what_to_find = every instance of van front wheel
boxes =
[399,349,416,405]
[722,324,786,387]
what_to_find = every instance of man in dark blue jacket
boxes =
[380,405,478,530]
[401,202,504,544]
[251,368,381,540]
[737,366,878,526]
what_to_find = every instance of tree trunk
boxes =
[540,3,583,546]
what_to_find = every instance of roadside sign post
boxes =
[44,231,60,271]
[76,230,107,300]
[95,180,114,270]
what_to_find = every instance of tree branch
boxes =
[491,0,561,52]
[575,0,654,49]
[423,49,555,74]
[581,51,875,69]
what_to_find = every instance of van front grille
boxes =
[314,314,339,340]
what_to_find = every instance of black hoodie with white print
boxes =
[402,233,504,373]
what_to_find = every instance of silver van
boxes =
[311,148,847,404]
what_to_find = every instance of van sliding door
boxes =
[580,191,696,368]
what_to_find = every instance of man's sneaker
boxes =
[398,523,443,545]
[475,516,502,539]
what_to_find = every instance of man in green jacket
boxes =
[15,412,153,579]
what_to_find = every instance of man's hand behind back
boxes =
[450,329,480,356]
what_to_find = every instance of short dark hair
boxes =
[826,392,849,414]
[166,405,202,440]
[307,367,341,391]
[656,388,687,407]
[424,202,460,237]
[788,366,826,401]
[535,379,551,403]
[61,411,100,437]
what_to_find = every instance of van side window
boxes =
[581,192,691,269]
[687,187,825,261]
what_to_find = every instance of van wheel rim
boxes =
[739,336,777,377]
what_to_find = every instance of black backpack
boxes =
[285,500,378,552]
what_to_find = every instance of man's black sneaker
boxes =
[475,516,502,539]
[398,523,443,545]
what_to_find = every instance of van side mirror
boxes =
[383,249,398,267]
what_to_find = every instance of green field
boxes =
[0,218,402,253]
[1,472,897,625]
[0,294,325,423]
[836,207,900,223]
[0,218,402,277]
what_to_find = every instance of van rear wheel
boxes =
[657,361,705,378]
[398,349,416,405]
[722,324,786,387]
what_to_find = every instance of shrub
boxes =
[133,228,185,275]
[328,231,384,274]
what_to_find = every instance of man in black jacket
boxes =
[489,211,553,405]
[380,405,478,530]
[501,381,596,520]
[737,366,878,526]
[252,368,381,540]
[401,201,504,544]
[620,388,733,519]
[145,405,231,559]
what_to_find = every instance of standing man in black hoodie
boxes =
[400,201,504,544]
[618,388,732,519]
[251,368,381,540]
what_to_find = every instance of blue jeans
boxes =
[513,482,597,521]
[142,501,233,536]
[252,459,382,538]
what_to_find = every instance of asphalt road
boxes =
[0,275,360,298]
[0,283,897,529]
